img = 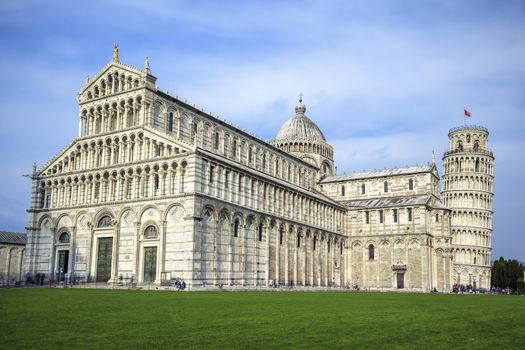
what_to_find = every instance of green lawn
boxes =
[1,289,524,349]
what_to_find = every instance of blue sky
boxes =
[0,0,524,260]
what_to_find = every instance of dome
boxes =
[275,97,326,142]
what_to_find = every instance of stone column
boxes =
[5,249,11,281]
[161,172,167,196]
[180,170,185,193]
[324,237,329,287]
[108,178,114,202]
[134,223,141,282]
[275,227,280,285]
[284,228,289,286]
[303,235,307,286]
[176,117,181,140]
[240,223,246,286]
[112,74,116,94]
[309,236,314,286]
[250,224,256,286]
[117,107,122,131]
[293,231,298,286]
[228,221,233,285]
[317,237,322,286]
[78,116,83,138]
[159,220,167,284]
[265,225,270,286]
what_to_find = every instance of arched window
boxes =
[384,181,388,193]
[457,141,463,151]
[258,223,263,242]
[98,215,112,228]
[361,183,366,194]
[59,232,70,244]
[154,174,160,190]
[466,134,471,143]
[214,132,219,150]
[341,185,345,196]
[408,179,414,190]
[368,244,375,260]
[408,208,413,222]
[234,219,239,238]
[232,140,237,158]
[191,122,198,142]
[313,237,317,251]
[279,227,284,245]
[473,141,479,151]
[297,233,301,248]
[167,112,174,132]
[475,159,480,172]
[144,225,157,238]
[209,165,215,184]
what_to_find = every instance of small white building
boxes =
[0,231,26,286]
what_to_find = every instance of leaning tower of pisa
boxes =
[442,125,494,290]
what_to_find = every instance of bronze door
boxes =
[57,250,69,281]
[143,247,157,283]
[96,238,113,282]
[397,272,404,289]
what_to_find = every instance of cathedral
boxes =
[23,47,494,291]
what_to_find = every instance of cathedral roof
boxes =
[0,231,26,245]
[274,97,326,142]
[340,195,431,209]
[321,164,434,183]
[198,148,344,208]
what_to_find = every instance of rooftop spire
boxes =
[112,43,119,62]
[432,150,435,164]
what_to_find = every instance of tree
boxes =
[491,257,524,289]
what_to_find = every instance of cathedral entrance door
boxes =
[57,250,69,281]
[96,238,113,282]
[396,272,404,289]
[143,247,157,283]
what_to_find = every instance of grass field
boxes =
[1,289,524,349]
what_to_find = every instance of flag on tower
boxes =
[464,108,471,117]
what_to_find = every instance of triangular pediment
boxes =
[38,126,193,177]
[77,59,155,103]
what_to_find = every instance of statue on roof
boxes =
[144,56,151,74]
[113,44,119,62]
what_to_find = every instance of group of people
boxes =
[452,283,484,294]
[174,278,186,291]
